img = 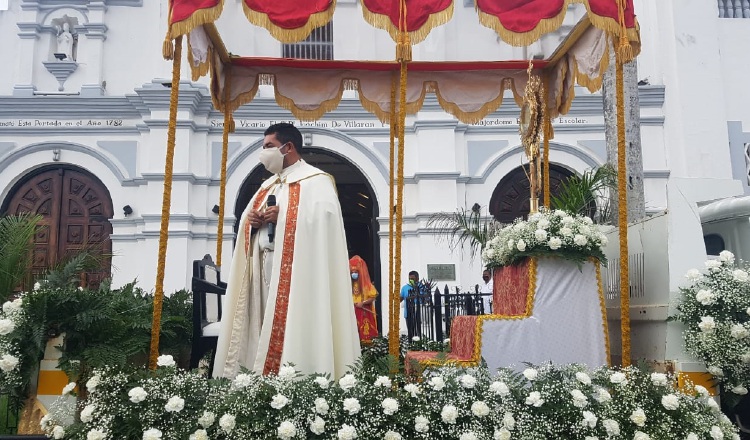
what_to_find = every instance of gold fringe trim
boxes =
[361,2,454,45]
[573,39,611,94]
[593,258,611,366]
[187,41,212,81]
[475,0,640,54]
[169,0,225,38]
[476,4,567,47]
[211,64,260,114]
[574,0,641,54]
[242,0,336,44]
[274,79,344,121]
[433,80,504,125]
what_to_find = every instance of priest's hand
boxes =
[248,209,263,229]
[263,206,279,225]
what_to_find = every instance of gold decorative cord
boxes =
[149,35,183,371]
[216,66,233,268]
[389,0,411,365]
[615,40,631,368]
[594,258,612,366]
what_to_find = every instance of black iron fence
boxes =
[403,285,492,342]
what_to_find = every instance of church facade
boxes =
[0,0,747,332]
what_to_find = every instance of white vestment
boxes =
[213,160,361,378]
[480,280,493,313]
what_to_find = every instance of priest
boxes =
[213,123,360,379]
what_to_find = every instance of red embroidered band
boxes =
[263,182,300,375]
[244,187,271,255]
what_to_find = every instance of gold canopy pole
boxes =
[615,0,635,367]
[389,0,411,366]
[388,72,398,366]
[542,77,552,208]
[149,35,183,370]
[216,66,234,268]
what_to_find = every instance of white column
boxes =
[79,1,107,96]
[13,2,40,96]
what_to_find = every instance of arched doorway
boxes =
[1,165,114,288]
[489,164,575,223]
[234,148,382,329]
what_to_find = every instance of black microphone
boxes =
[266,195,276,243]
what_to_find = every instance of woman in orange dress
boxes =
[349,255,379,341]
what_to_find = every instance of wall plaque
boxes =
[427,264,456,281]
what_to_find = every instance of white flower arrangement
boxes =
[0,298,24,393]
[482,209,607,268]
[39,363,739,440]
[673,252,750,406]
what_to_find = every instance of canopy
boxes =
[187,19,628,123]
[170,0,639,123]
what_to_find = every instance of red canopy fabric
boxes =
[242,0,335,43]
[476,0,637,46]
[360,0,454,44]
[169,0,222,38]
[169,0,638,47]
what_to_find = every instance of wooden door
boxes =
[3,167,113,288]
[490,165,574,223]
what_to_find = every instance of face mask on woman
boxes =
[351,273,359,280]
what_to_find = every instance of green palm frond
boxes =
[0,214,42,302]
[551,165,616,224]
[427,203,500,260]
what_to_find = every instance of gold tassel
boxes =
[228,116,236,133]
[617,34,635,64]
[396,33,412,62]
[616,0,635,63]
[163,36,174,61]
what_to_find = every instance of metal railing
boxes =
[404,286,493,342]
[718,0,750,18]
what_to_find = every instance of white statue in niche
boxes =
[56,23,74,61]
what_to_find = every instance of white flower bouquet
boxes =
[42,362,739,439]
[0,297,24,395]
[673,251,750,407]
[482,209,608,268]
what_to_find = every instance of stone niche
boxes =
[43,15,80,91]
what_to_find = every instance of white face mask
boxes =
[259,144,288,174]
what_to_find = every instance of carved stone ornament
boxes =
[42,60,79,91]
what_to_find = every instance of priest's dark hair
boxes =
[265,122,303,153]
